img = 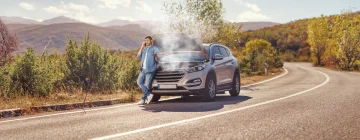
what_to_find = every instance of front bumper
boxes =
[151,88,205,96]
[151,69,208,96]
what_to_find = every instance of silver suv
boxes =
[150,33,240,102]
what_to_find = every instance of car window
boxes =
[212,46,221,57]
[205,46,210,56]
[225,48,231,56]
[219,47,229,57]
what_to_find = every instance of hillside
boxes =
[239,19,310,59]
[9,23,153,54]
[42,16,82,25]
[0,16,40,24]
[236,22,280,31]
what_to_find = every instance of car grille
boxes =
[154,70,185,83]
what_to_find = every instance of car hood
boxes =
[157,52,209,71]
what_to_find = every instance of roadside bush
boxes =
[282,50,296,62]
[64,33,125,92]
[8,48,52,97]
[354,60,360,71]
[0,63,14,98]
[240,39,284,76]
[119,58,140,90]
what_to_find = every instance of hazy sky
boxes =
[0,0,359,24]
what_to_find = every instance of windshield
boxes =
[160,53,208,63]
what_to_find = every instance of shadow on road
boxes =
[140,95,252,113]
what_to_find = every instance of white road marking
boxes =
[0,97,178,124]
[0,68,289,124]
[89,66,329,140]
[242,68,289,88]
[350,72,360,76]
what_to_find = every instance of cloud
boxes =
[234,0,261,12]
[234,0,270,22]
[135,0,152,13]
[64,3,91,13]
[43,2,96,24]
[237,11,270,22]
[19,2,35,11]
[43,6,69,15]
[118,16,135,21]
[99,0,131,9]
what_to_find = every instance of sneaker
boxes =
[138,99,145,105]
[146,94,154,104]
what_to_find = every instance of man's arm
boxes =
[153,47,160,62]
[137,42,145,58]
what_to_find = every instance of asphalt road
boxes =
[1,63,360,140]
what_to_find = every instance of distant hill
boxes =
[6,23,43,31]
[235,22,280,31]
[42,16,82,25]
[1,16,82,25]
[98,19,132,27]
[0,16,40,24]
[8,23,153,54]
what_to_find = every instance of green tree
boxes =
[332,10,360,70]
[163,0,224,42]
[9,48,52,97]
[215,23,242,49]
[307,15,330,66]
[241,39,281,75]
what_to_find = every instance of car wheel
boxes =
[202,74,216,102]
[229,72,240,96]
[151,95,161,102]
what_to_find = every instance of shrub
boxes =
[9,48,52,97]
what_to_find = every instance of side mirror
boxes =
[213,54,224,60]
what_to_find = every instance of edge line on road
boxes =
[89,65,329,140]
[0,68,289,124]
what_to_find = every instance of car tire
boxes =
[229,72,240,96]
[202,74,217,102]
[151,95,161,102]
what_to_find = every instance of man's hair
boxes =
[145,36,152,40]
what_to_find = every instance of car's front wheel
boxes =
[202,74,216,102]
[150,95,161,102]
[229,72,240,96]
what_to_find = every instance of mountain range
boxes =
[0,16,280,54]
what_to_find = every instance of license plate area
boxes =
[158,84,177,89]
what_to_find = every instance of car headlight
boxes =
[187,65,205,73]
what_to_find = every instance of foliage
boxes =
[215,23,242,49]
[162,0,224,42]
[307,15,329,66]
[240,39,283,76]
[331,10,360,70]
[0,18,18,66]
[8,48,52,97]
[0,34,141,98]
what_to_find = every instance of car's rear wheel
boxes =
[151,95,161,102]
[202,74,216,102]
[229,72,240,96]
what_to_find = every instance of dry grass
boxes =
[0,68,284,111]
[240,68,283,86]
[0,90,143,110]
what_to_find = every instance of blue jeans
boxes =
[137,69,155,100]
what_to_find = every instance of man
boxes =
[137,36,160,105]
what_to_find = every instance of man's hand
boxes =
[137,42,146,56]
[141,42,146,49]
[153,52,159,61]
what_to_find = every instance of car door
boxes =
[218,46,233,85]
[211,46,227,85]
